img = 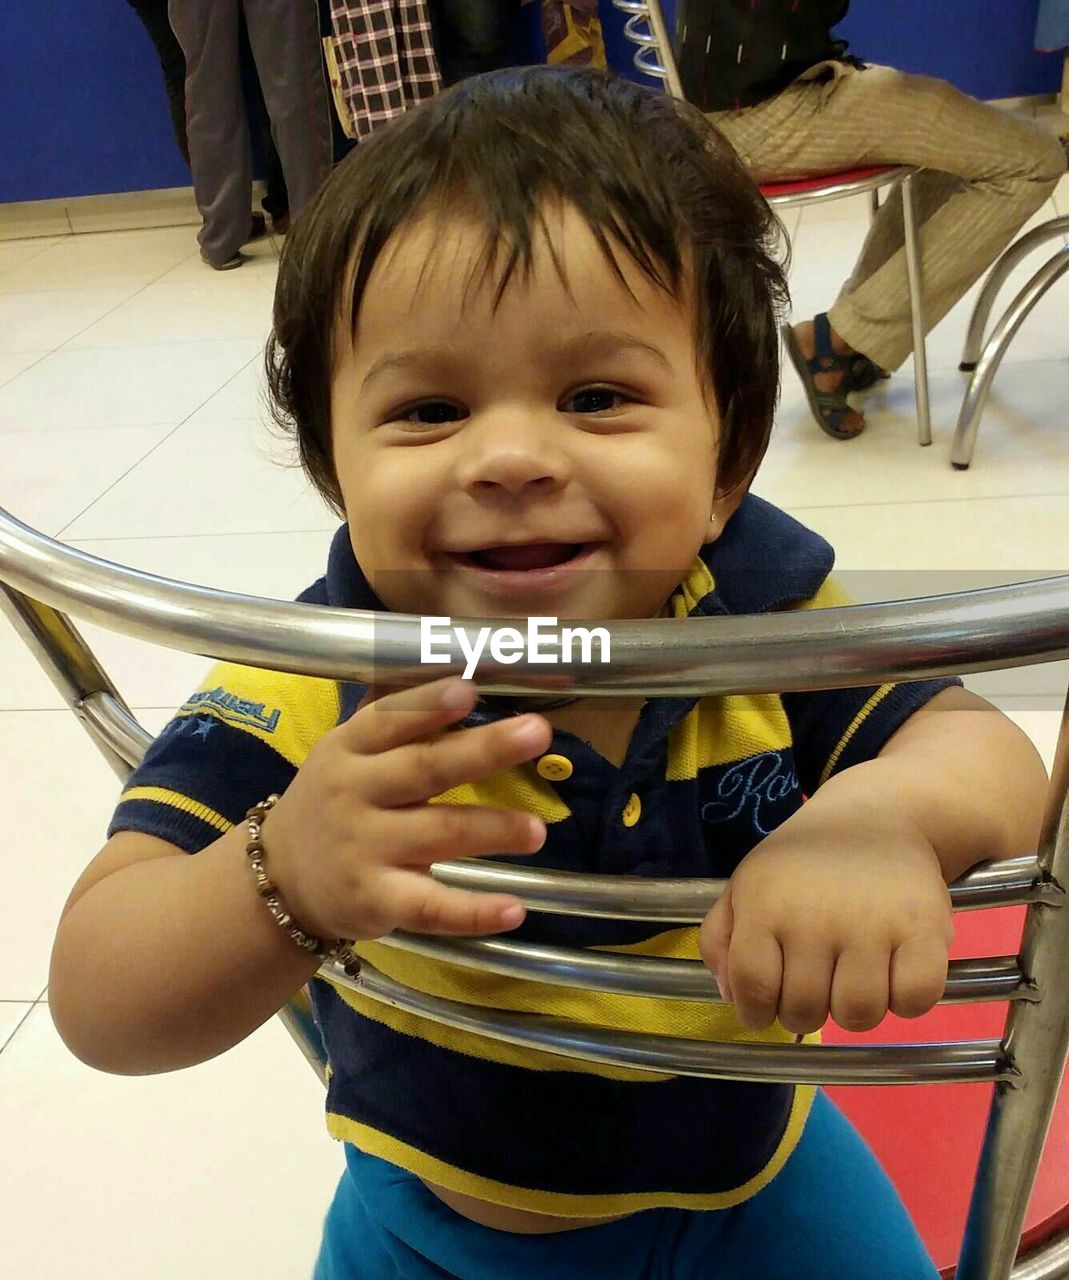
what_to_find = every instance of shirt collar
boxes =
[307,494,834,726]
[311,493,833,619]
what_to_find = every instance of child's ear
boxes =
[704,477,751,545]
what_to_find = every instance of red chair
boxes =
[825,903,1069,1277]
[610,0,933,447]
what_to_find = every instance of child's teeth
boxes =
[478,544,576,570]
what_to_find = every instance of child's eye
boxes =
[562,387,631,414]
[395,401,467,426]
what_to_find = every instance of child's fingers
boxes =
[829,943,891,1032]
[776,936,835,1034]
[725,923,784,1031]
[347,677,480,753]
[697,888,735,1002]
[889,935,949,1019]
[376,867,528,937]
[355,682,405,712]
[383,804,546,868]
[364,714,553,808]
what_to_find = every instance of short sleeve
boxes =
[108,661,341,853]
[779,579,962,795]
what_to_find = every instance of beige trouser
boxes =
[710,64,1066,371]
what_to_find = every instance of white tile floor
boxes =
[1,136,1068,1277]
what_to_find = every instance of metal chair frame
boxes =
[2,501,1069,1276]
[610,0,933,447]
[952,216,1069,470]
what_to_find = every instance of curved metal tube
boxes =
[956,701,1069,1279]
[431,854,1052,921]
[80,691,154,771]
[623,13,657,44]
[960,216,1069,368]
[384,933,1030,1006]
[1,506,1067,696]
[76,690,1052,927]
[611,0,684,97]
[952,245,1069,470]
[763,165,910,207]
[326,958,1011,1086]
[4,513,1069,1269]
[632,45,670,81]
[901,171,932,447]
[1012,1225,1069,1279]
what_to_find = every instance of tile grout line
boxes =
[0,349,57,391]
[0,233,72,286]
[48,431,324,543]
[65,523,337,546]
[175,348,266,429]
[49,419,187,541]
[0,705,191,716]
[48,236,219,356]
[28,226,266,361]
[786,487,1069,514]
[41,242,275,538]
[0,999,40,1056]
[0,232,201,537]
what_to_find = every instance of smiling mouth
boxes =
[454,543,592,571]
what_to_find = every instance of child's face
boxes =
[330,203,737,622]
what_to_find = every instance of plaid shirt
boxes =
[329,1,442,140]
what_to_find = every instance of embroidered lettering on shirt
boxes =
[180,687,282,734]
[700,751,800,836]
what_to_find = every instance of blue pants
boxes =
[313,1092,938,1279]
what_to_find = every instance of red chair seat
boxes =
[824,906,1069,1275]
[759,165,900,199]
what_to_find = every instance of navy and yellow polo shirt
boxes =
[108,495,959,1216]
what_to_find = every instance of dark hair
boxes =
[266,65,788,513]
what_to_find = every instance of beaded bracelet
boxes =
[245,795,361,978]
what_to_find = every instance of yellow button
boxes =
[622,793,642,827]
[536,753,573,782]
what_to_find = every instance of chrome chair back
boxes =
[1,503,1068,1278]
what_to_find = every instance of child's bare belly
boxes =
[422,1179,630,1233]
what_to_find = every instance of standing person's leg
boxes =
[168,0,253,268]
[241,0,333,220]
[237,8,289,233]
[126,0,190,165]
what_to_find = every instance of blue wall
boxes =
[1,0,1063,205]
[835,0,1063,103]
[1,2,191,203]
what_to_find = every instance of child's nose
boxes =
[458,412,570,496]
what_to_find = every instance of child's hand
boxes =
[261,677,552,945]
[698,799,955,1035]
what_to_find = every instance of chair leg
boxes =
[951,245,1069,470]
[900,172,932,447]
[869,188,880,222]
[960,217,1069,370]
